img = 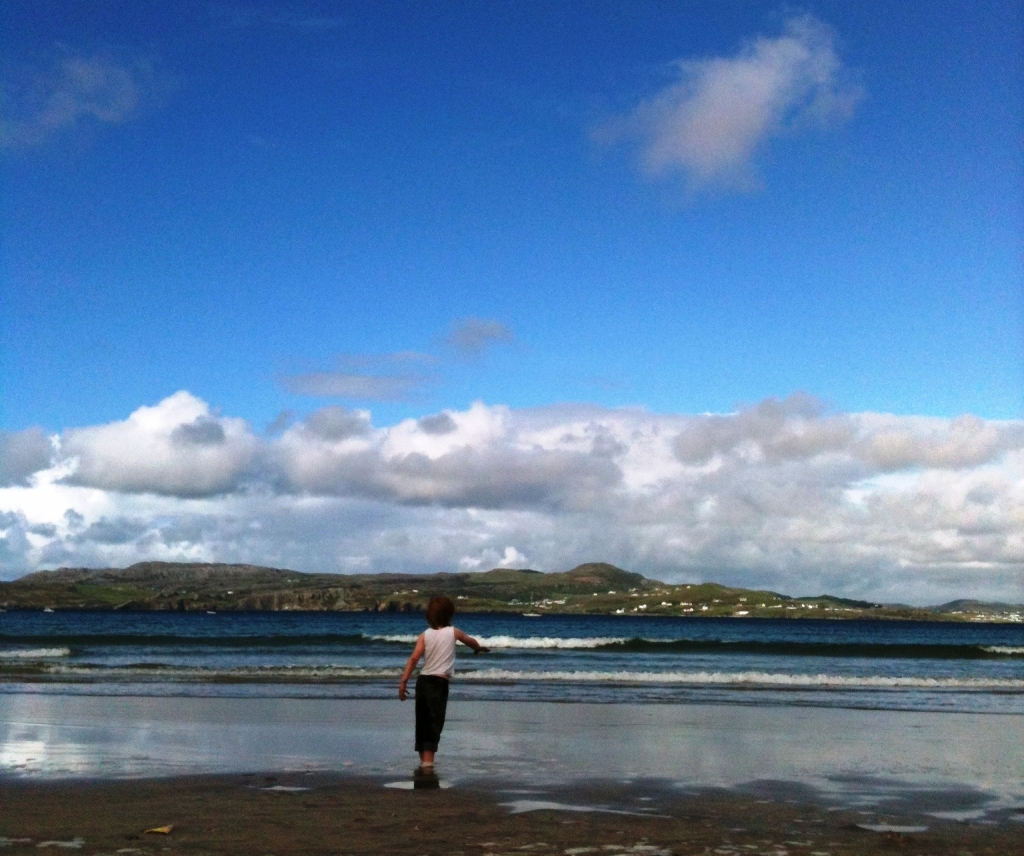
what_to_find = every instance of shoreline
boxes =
[4,605,1024,624]
[2,771,1022,855]
[3,696,1022,818]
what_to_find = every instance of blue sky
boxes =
[1,1,1022,600]
[3,0,1020,429]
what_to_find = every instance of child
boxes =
[398,594,488,769]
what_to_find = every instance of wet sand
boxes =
[2,772,1022,856]
[4,694,1023,816]
[3,694,1023,852]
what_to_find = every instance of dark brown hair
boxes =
[425,594,455,629]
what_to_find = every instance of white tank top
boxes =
[421,626,456,678]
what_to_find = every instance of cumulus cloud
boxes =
[444,318,514,358]
[0,428,53,486]
[460,545,530,571]
[855,414,1024,471]
[606,15,861,187]
[171,416,226,446]
[299,407,372,440]
[2,391,1022,603]
[1,51,147,149]
[60,391,260,497]
[277,401,622,509]
[673,393,856,464]
[418,412,458,435]
[0,510,33,573]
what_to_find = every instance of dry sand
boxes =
[2,773,1021,856]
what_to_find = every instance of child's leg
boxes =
[413,675,449,767]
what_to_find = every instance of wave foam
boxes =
[25,663,1024,691]
[458,669,1024,690]
[368,634,628,649]
[981,646,1024,656]
[47,664,401,680]
[0,648,71,659]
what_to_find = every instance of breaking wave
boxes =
[371,635,1024,658]
[10,663,1024,692]
[458,669,1024,690]
[37,664,401,681]
[4,632,1023,660]
[369,634,629,649]
[0,648,71,659]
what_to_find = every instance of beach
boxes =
[4,695,1024,804]
[2,695,1023,853]
[3,612,1023,852]
[3,772,1023,856]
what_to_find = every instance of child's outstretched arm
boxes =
[454,628,489,654]
[398,634,425,701]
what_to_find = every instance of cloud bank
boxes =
[1,392,1021,604]
[608,15,862,187]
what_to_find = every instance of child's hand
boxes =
[475,646,489,654]
[398,681,408,701]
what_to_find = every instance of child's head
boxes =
[425,595,455,629]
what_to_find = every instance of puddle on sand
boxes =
[384,768,451,790]
[854,823,928,833]
[501,799,667,817]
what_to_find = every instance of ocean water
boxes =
[2,611,1022,714]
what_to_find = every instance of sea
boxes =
[2,610,1023,714]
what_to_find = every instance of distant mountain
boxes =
[1,560,655,614]
[17,561,300,588]
[1,561,1020,622]
[931,599,1024,616]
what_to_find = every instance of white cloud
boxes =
[2,392,1022,604]
[607,15,862,187]
[276,401,621,509]
[461,545,530,571]
[60,391,260,497]
[854,413,1024,471]
[1,52,147,149]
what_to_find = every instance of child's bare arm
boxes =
[454,627,489,654]
[398,634,425,700]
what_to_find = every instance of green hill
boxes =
[1,561,1020,622]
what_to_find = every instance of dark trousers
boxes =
[414,674,449,753]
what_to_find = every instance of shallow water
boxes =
[2,694,1022,819]
[2,611,1023,712]
[3,611,1022,822]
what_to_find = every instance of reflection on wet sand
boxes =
[413,765,440,789]
[1,693,1022,819]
